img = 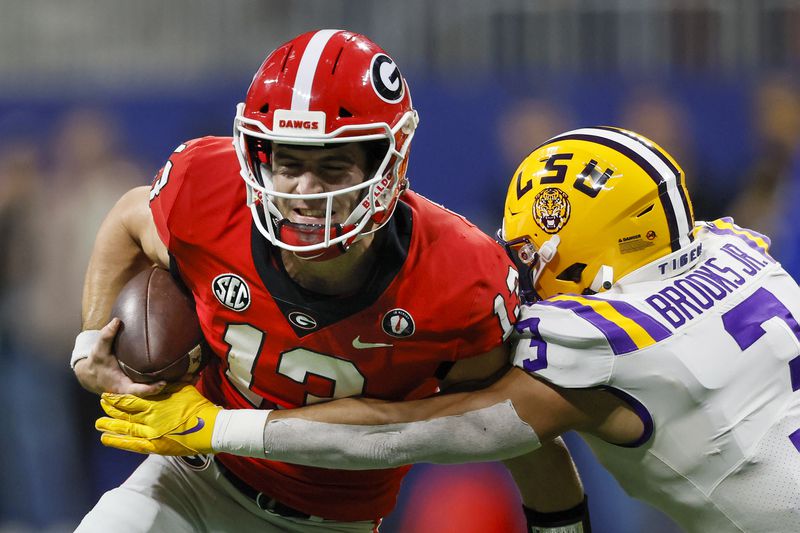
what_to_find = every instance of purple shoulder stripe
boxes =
[539,299,638,355]
[581,295,671,342]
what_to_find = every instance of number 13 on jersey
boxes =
[222,323,366,407]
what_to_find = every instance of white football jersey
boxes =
[512,219,800,533]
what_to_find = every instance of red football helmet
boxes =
[233,29,419,259]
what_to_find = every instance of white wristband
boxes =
[212,409,272,459]
[70,330,102,370]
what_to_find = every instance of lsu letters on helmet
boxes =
[233,29,419,260]
[498,126,695,303]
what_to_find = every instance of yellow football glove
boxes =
[96,384,221,456]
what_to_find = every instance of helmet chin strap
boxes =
[589,265,614,293]
[530,235,561,289]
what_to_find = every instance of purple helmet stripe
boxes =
[595,125,694,229]
[537,127,693,253]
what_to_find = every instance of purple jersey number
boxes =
[721,287,800,451]
[722,287,800,391]
[517,317,548,372]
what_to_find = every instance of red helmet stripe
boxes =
[291,29,342,111]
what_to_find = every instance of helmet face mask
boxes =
[232,29,419,259]
[496,230,561,304]
[500,127,695,301]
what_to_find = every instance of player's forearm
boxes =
[212,399,541,469]
[266,368,573,436]
[99,375,546,468]
[267,391,475,426]
[503,440,591,532]
[504,438,584,511]
[211,370,578,469]
[264,365,537,427]
[82,187,165,329]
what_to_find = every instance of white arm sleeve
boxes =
[259,400,540,470]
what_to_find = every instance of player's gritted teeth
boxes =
[290,207,335,225]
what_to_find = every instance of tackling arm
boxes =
[260,367,594,531]
[94,356,594,465]
[97,368,560,461]
[261,367,590,462]
[261,367,641,452]
[401,346,587,513]
[96,366,639,463]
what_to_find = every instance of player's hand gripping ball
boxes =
[111,267,206,383]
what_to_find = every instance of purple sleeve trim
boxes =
[597,386,655,448]
[706,219,774,261]
[718,217,772,247]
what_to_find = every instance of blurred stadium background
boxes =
[1,1,800,531]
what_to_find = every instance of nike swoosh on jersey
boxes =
[171,417,205,436]
[352,336,393,349]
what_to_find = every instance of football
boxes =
[110,266,206,383]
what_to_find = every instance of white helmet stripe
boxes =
[291,29,341,111]
[593,126,693,223]
[547,127,693,250]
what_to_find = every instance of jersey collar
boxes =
[615,239,705,288]
[251,200,413,337]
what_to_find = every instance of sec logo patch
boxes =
[212,274,251,312]
[382,309,415,338]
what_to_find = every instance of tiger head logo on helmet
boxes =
[533,188,571,234]
[498,126,695,303]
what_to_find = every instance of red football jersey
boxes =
[149,137,518,521]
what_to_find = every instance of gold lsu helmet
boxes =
[498,126,695,302]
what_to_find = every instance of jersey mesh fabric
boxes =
[711,402,800,532]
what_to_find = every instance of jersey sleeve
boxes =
[511,299,616,388]
[148,138,210,252]
[453,238,519,359]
